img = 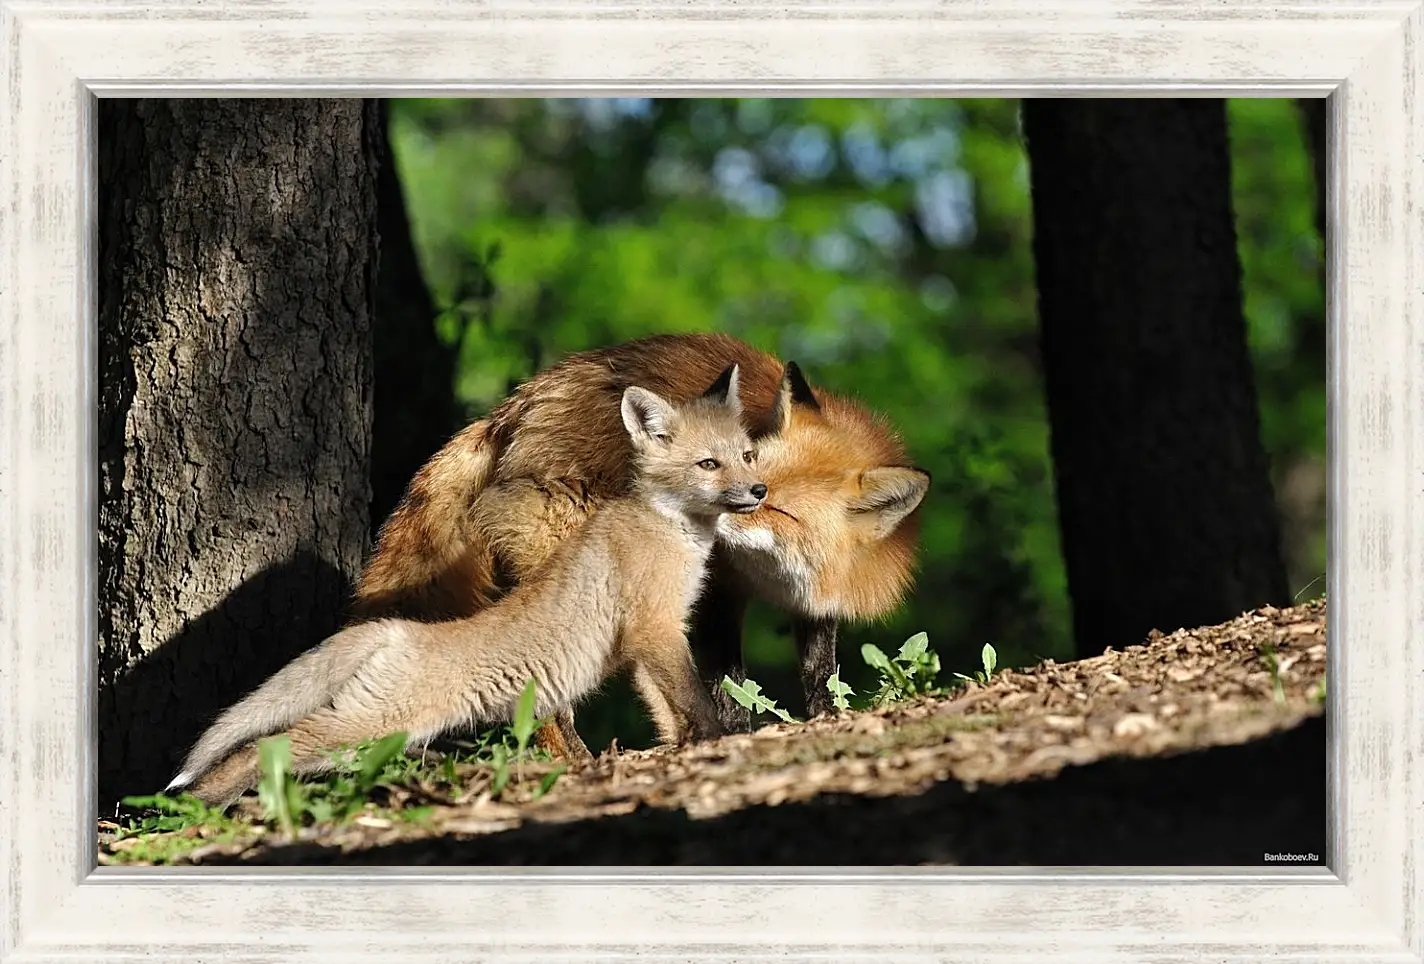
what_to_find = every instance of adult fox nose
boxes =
[750,483,768,500]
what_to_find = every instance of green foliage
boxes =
[117,792,237,837]
[252,730,427,832]
[953,643,999,687]
[862,632,943,706]
[488,677,565,799]
[721,676,797,723]
[109,793,248,865]
[488,743,512,797]
[826,668,854,711]
[256,734,303,838]
[1258,644,1287,705]
[533,764,569,800]
[512,677,539,755]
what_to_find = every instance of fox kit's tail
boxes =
[349,419,501,621]
[165,624,387,791]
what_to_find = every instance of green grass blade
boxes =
[256,734,297,836]
[512,678,539,755]
[356,731,409,791]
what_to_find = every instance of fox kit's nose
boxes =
[750,483,768,500]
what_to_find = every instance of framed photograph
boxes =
[2,0,1420,960]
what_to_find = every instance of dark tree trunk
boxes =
[97,99,379,804]
[370,99,460,532]
[1297,98,1328,250]
[1021,98,1289,657]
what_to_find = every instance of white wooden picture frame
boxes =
[2,0,1420,960]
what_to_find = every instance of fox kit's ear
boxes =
[850,467,931,538]
[700,364,743,419]
[767,361,821,436]
[622,386,677,447]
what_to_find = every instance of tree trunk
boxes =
[1297,98,1328,251]
[97,99,379,804]
[370,99,460,532]
[1021,98,1289,657]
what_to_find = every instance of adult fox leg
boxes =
[691,556,753,733]
[794,615,839,718]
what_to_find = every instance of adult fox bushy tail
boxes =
[351,333,931,752]
[168,366,765,805]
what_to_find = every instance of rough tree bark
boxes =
[370,99,460,532]
[97,99,379,804]
[1021,98,1289,657]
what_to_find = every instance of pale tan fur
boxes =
[170,368,766,805]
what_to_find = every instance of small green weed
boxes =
[825,667,854,711]
[486,677,567,799]
[117,791,234,836]
[1259,644,1286,705]
[721,676,797,723]
[110,792,250,864]
[1309,674,1327,704]
[730,631,993,719]
[952,642,999,687]
[256,734,305,837]
[862,632,942,706]
[532,764,569,800]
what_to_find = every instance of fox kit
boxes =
[167,366,764,805]
[353,333,931,759]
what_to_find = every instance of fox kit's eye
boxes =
[742,450,755,465]
[697,458,720,471]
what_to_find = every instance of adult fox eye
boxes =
[698,459,720,470]
[742,451,755,464]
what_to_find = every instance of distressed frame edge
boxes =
[1,1,1420,961]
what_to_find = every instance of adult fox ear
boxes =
[700,363,743,419]
[849,467,931,539]
[766,361,820,436]
[621,386,677,447]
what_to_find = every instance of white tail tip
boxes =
[165,771,195,792]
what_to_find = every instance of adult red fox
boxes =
[168,366,763,804]
[351,333,930,759]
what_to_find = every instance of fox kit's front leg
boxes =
[625,619,725,745]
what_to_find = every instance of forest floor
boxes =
[99,598,1327,867]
